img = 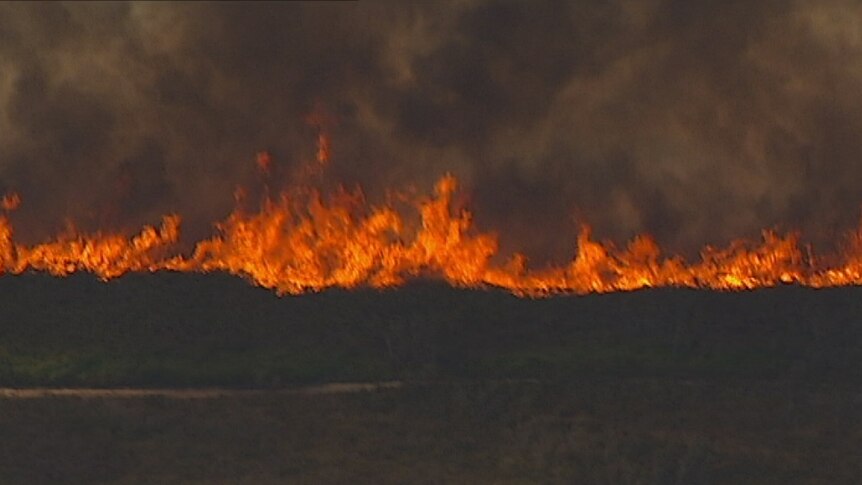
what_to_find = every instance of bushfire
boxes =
[2,140,862,296]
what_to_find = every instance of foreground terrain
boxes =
[0,273,860,483]
[0,379,859,484]
[1,273,860,386]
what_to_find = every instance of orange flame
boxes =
[304,102,333,173]
[255,151,273,175]
[2,193,20,211]
[315,132,330,168]
[5,141,862,296]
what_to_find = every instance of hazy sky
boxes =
[2,1,862,261]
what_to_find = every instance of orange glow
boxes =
[304,103,333,172]
[255,151,273,175]
[4,148,862,297]
[314,131,330,168]
[2,193,20,211]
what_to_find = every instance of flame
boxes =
[304,103,333,175]
[2,193,20,211]
[4,170,862,297]
[314,131,330,167]
[5,139,862,296]
[255,151,273,175]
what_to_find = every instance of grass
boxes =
[0,379,858,484]
[0,273,860,387]
[0,273,860,483]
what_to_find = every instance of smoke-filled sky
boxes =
[2,1,862,262]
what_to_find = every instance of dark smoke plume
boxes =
[2,1,862,262]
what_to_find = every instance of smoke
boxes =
[1,1,862,262]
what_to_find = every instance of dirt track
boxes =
[0,381,404,399]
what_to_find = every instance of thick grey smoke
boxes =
[1,1,862,262]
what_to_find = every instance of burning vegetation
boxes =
[2,129,862,297]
